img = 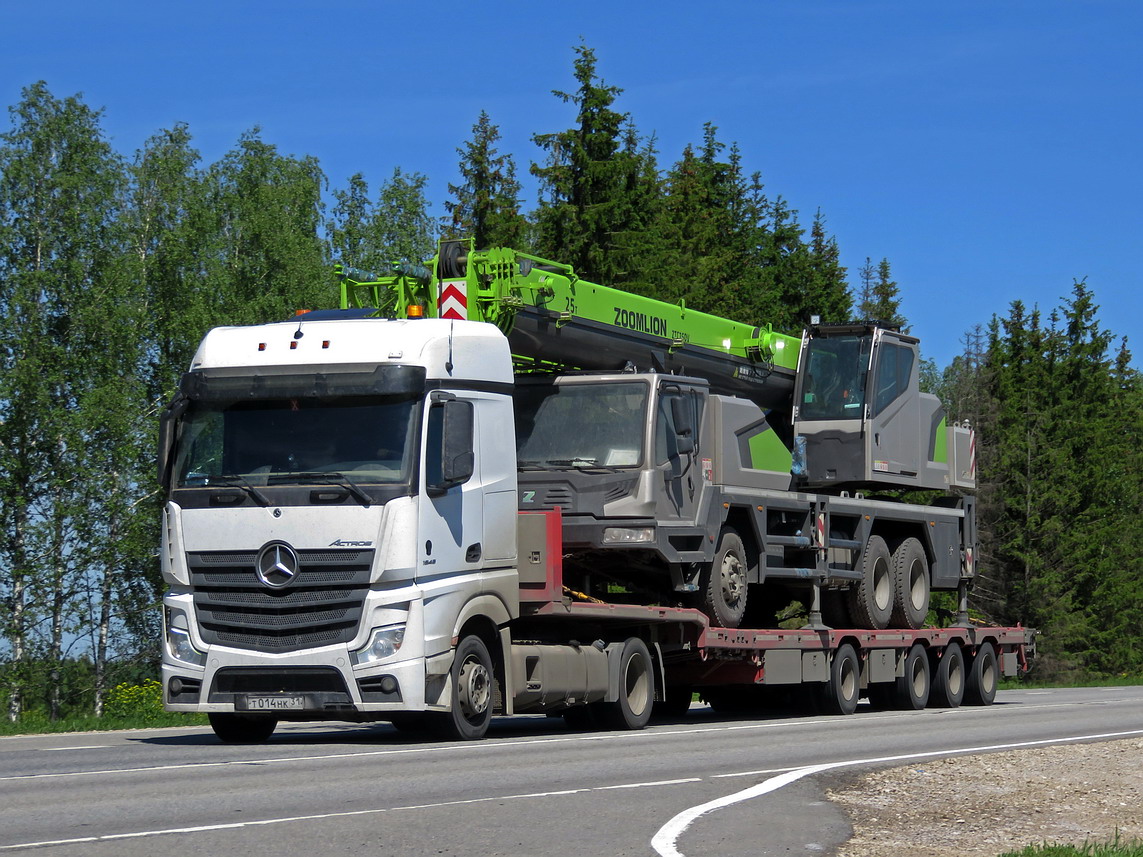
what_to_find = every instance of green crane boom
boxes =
[337,239,801,409]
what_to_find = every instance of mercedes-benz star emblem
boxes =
[255,542,300,588]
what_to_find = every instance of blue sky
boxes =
[2,0,1139,369]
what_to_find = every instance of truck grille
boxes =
[188,549,373,654]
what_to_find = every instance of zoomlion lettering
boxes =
[614,307,670,338]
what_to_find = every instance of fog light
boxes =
[602,527,655,545]
[380,676,398,694]
[352,625,406,666]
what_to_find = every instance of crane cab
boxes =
[792,323,975,492]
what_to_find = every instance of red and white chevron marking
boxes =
[968,427,977,481]
[438,280,467,320]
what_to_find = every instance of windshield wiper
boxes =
[209,474,271,507]
[521,458,623,473]
[285,471,374,507]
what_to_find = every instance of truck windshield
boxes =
[800,336,870,421]
[172,394,418,488]
[514,381,647,468]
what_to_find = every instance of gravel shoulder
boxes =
[827,737,1143,857]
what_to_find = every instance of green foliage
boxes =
[1000,835,1143,857]
[444,111,527,250]
[104,679,164,719]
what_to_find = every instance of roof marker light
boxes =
[407,305,425,318]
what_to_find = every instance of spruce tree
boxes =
[444,111,526,250]
[531,44,652,285]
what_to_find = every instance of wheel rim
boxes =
[624,653,651,715]
[458,656,491,720]
[873,556,891,611]
[840,657,858,703]
[947,655,963,696]
[980,654,997,695]
[908,558,927,611]
[721,551,745,608]
[909,657,926,698]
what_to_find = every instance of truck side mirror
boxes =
[669,394,696,456]
[427,398,474,495]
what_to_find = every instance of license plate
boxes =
[241,695,304,711]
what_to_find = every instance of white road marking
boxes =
[40,745,110,751]
[0,776,702,851]
[0,694,1110,783]
[650,728,1143,857]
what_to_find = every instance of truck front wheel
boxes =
[208,713,277,744]
[438,635,495,740]
[701,528,748,628]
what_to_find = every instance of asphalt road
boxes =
[3,686,1142,857]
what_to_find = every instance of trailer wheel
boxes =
[821,643,861,715]
[894,643,930,710]
[931,642,966,708]
[599,637,654,730]
[965,642,999,706]
[437,635,494,740]
[208,713,277,744]
[700,529,748,628]
[848,535,893,630]
[890,537,930,629]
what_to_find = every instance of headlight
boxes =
[167,626,205,666]
[602,526,655,545]
[352,625,406,666]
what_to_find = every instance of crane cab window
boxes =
[800,336,869,420]
[872,342,914,415]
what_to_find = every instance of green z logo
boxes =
[522,491,536,503]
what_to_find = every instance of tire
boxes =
[652,686,693,723]
[700,528,748,628]
[931,642,966,708]
[848,535,893,630]
[965,642,999,706]
[598,638,655,730]
[890,538,930,629]
[437,635,495,740]
[820,643,861,715]
[208,713,278,744]
[894,643,930,710]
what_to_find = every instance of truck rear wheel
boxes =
[965,642,999,706]
[890,537,930,629]
[931,642,966,708]
[848,535,893,630]
[598,637,654,730]
[894,643,930,710]
[437,635,494,740]
[208,713,277,744]
[701,528,748,628]
[820,643,860,715]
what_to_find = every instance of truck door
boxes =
[417,393,484,594]
[654,384,703,523]
[867,333,921,479]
